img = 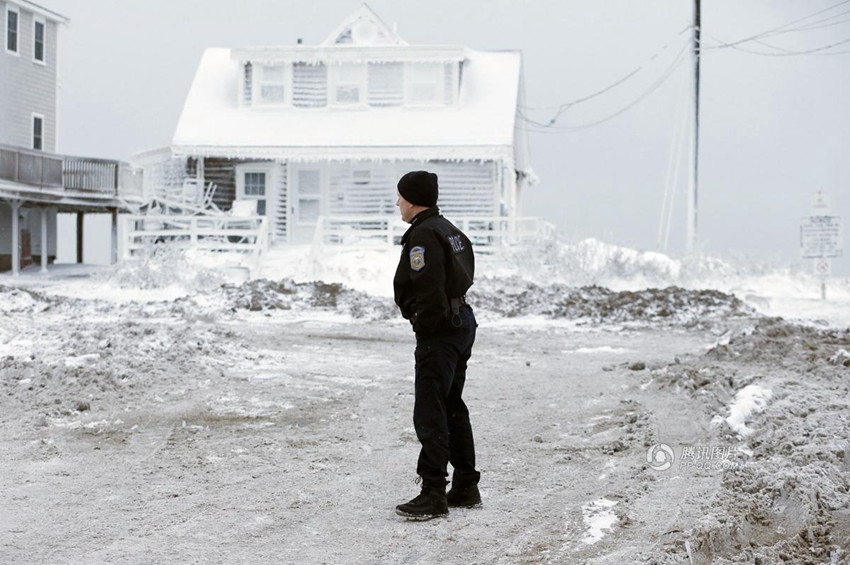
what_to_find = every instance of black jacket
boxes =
[393,207,474,332]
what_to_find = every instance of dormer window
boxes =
[406,63,444,105]
[368,63,403,107]
[232,6,466,110]
[293,62,328,108]
[239,60,456,109]
[258,63,286,104]
[333,64,366,105]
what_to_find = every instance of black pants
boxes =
[413,305,480,488]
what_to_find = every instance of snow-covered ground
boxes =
[1,239,848,564]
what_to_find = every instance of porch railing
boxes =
[0,143,143,201]
[123,214,269,259]
[313,215,555,250]
[0,144,63,187]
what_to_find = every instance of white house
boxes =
[136,4,540,248]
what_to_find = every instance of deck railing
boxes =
[313,215,555,250]
[123,214,269,259]
[0,143,143,200]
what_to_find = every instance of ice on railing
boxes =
[123,214,269,259]
[0,145,63,187]
[0,144,142,198]
[312,215,555,249]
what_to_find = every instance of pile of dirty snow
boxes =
[470,278,752,328]
[218,279,397,321]
[0,285,54,315]
[642,317,850,564]
[211,278,753,329]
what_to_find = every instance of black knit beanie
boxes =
[397,171,438,207]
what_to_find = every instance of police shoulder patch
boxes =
[409,246,426,271]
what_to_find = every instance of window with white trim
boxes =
[6,6,18,54]
[296,169,321,223]
[244,172,265,196]
[333,64,366,105]
[258,64,286,104]
[236,165,273,216]
[34,19,45,62]
[293,62,328,108]
[406,63,444,105]
[244,172,267,215]
[32,115,43,150]
[368,63,403,107]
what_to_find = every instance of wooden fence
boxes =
[122,214,269,259]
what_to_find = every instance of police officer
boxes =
[393,170,481,520]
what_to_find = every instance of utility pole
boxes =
[687,0,701,254]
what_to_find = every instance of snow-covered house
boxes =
[136,4,538,247]
[0,0,143,274]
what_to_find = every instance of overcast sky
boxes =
[45,0,850,273]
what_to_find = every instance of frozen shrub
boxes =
[94,245,226,291]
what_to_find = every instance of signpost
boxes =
[801,192,843,300]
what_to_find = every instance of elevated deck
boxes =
[0,143,143,211]
[1,143,145,276]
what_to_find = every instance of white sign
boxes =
[814,257,832,277]
[801,216,842,258]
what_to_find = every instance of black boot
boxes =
[446,483,481,508]
[395,485,449,520]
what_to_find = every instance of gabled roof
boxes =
[321,4,407,47]
[231,4,456,64]
[170,48,522,162]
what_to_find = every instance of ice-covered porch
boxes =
[135,148,529,247]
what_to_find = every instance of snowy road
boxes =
[3,237,850,563]
[0,303,730,564]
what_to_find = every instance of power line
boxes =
[519,26,692,115]
[517,42,689,133]
[518,1,850,134]
[704,33,850,56]
[522,68,642,120]
[779,9,850,32]
[702,0,850,50]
